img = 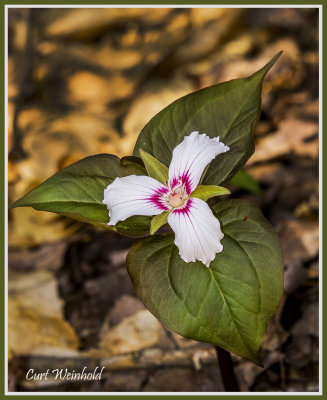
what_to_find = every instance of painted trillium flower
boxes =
[103,131,230,267]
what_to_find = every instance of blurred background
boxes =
[7,7,319,392]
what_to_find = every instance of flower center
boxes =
[169,192,185,208]
[162,178,188,209]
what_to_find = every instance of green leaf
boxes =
[139,149,169,184]
[134,53,281,185]
[150,211,169,235]
[9,154,151,238]
[116,215,152,237]
[120,155,146,174]
[230,170,264,200]
[127,199,283,364]
[190,185,231,201]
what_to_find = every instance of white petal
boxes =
[168,197,224,267]
[168,131,229,195]
[103,175,169,225]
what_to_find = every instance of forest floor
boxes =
[8,7,319,392]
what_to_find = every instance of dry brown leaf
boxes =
[249,118,318,164]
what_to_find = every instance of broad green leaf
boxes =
[120,155,146,173]
[127,199,283,364]
[9,154,151,238]
[230,170,264,200]
[190,185,231,201]
[150,211,169,235]
[116,215,152,237]
[134,53,281,186]
[139,149,169,184]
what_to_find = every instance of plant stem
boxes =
[215,346,240,392]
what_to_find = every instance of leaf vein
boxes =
[209,268,253,352]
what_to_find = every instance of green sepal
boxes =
[150,211,169,235]
[190,185,231,201]
[139,149,169,184]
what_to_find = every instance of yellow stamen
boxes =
[169,193,184,208]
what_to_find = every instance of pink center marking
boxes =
[148,187,170,211]
[171,170,192,196]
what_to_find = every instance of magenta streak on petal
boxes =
[171,177,179,188]
[182,170,193,195]
[147,187,169,211]
[172,198,193,216]
[171,170,192,196]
